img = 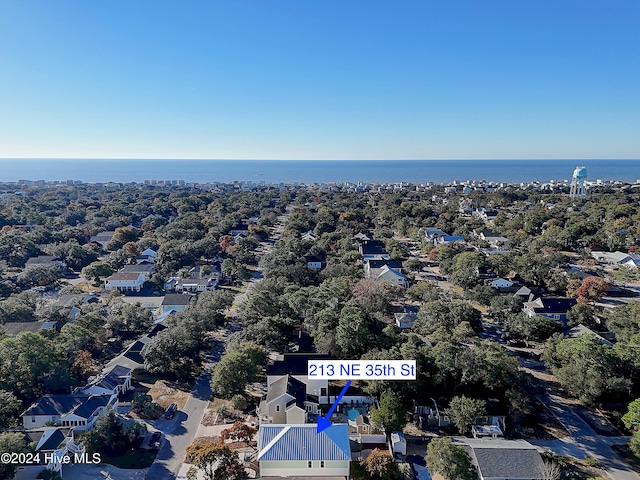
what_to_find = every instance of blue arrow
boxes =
[316,380,351,434]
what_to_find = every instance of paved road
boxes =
[540,391,640,480]
[145,351,218,479]
[145,206,291,479]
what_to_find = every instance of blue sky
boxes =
[0,1,638,160]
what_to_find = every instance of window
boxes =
[320,388,327,397]
[321,461,325,468]
[275,405,280,412]
[308,461,312,468]
[31,416,35,423]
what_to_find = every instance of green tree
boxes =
[445,395,486,435]
[371,390,407,438]
[0,390,21,428]
[622,399,640,431]
[425,437,476,480]
[210,342,265,398]
[81,262,114,283]
[0,432,29,479]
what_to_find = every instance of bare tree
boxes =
[537,460,561,480]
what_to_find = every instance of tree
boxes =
[362,448,400,480]
[537,460,561,480]
[210,342,265,398]
[566,304,599,329]
[574,276,610,304]
[230,394,247,411]
[220,421,257,446]
[81,262,113,283]
[16,265,61,288]
[622,398,640,431]
[81,410,126,452]
[186,443,244,480]
[425,437,476,480]
[0,432,29,479]
[370,390,407,437]
[444,395,486,435]
[0,390,21,428]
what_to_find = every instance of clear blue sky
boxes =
[0,1,638,160]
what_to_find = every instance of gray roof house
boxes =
[22,393,117,430]
[457,438,545,480]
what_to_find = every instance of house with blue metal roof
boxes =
[257,424,351,479]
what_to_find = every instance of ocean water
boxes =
[0,159,638,184]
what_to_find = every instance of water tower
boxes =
[570,166,587,199]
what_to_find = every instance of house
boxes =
[257,424,351,479]
[456,438,545,480]
[135,247,158,264]
[477,229,510,252]
[433,235,465,246]
[348,413,372,434]
[359,240,388,257]
[258,375,319,424]
[33,428,85,475]
[120,264,155,281]
[301,230,318,242]
[305,255,325,270]
[164,266,219,293]
[53,293,99,322]
[364,258,402,279]
[160,293,193,315]
[25,255,67,270]
[82,365,132,396]
[591,251,639,269]
[566,324,613,346]
[489,278,516,291]
[104,272,146,293]
[523,297,577,325]
[22,393,117,430]
[474,208,499,223]
[373,264,408,288]
[89,231,115,249]
[394,312,417,330]
[229,222,250,237]
[424,228,449,241]
[104,335,153,371]
[266,354,330,404]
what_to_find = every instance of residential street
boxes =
[520,365,640,480]
[145,207,290,479]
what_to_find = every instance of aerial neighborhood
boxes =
[1,169,640,480]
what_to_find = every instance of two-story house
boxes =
[22,393,117,430]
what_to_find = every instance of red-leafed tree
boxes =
[220,422,257,447]
[575,276,610,304]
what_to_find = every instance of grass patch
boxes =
[99,447,157,469]
[145,380,191,409]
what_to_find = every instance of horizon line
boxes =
[0,157,639,162]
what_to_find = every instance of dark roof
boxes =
[266,354,330,376]
[23,395,87,417]
[89,231,115,246]
[107,272,145,281]
[25,256,62,266]
[1,322,42,336]
[122,337,152,365]
[359,240,388,255]
[74,395,112,418]
[36,429,67,452]
[366,259,402,269]
[88,365,131,391]
[162,294,193,306]
[55,294,89,307]
[266,375,307,410]
[530,297,577,314]
[304,255,324,263]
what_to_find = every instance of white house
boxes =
[22,393,117,430]
[258,375,317,425]
[257,424,351,479]
[373,264,408,288]
[591,251,638,269]
[104,272,146,293]
[82,365,132,396]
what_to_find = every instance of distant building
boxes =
[570,166,587,199]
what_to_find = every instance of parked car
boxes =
[164,403,178,419]
[148,431,162,447]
